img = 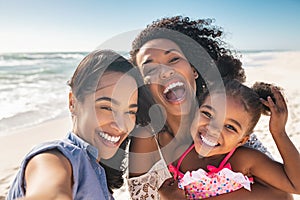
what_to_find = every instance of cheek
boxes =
[95,111,112,126]
[128,115,136,132]
[178,63,195,82]
[190,113,200,137]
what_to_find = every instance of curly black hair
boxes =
[130,16,246,95]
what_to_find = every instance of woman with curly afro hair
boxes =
[128,16,291,200]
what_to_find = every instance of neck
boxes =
[165,113,192,137]
[156,113,193,164]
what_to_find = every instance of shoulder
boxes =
[23,149,73,198]
[232,146,269,161]
[25,142,73,174]
[230,146,271,175]
[27,148,71,171]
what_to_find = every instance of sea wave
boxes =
[0,52,83,136]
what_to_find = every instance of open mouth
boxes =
[98,131,121,144]
[198,130,220,147]
[163,81,186,102]
[200,135,219,147]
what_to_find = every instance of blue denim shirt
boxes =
[6,132,114,200]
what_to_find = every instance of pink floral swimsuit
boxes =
[168,144,254,199]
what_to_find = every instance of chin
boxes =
[100,148,119,160]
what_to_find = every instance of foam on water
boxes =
[0,52,87,136]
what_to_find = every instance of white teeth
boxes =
[200,135,218,147]
[163,81,184,94]
[98,132,120,143]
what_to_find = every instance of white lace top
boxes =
[128,138,172,200]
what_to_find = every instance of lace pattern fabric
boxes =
[128,137,172,200]
[128,162,171,200]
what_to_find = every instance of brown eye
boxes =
[127,110,137,115]
[225,124,237,133]
[202,111,212,119]
[169,57,179,63]
[99,106,112,111]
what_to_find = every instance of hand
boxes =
[260,86,288,136]
[158,178,186,200]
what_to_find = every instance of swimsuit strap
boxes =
[153,135,165,161]
[176,144,195,172]
[219,147,236,168]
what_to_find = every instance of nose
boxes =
[207,122,222,137]
[111,113,127,134]
[159,65,175,79]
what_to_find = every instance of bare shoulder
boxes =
[24,149,73,198]
[25,149,72,180]
[26,149,71,171]
[230,146,271,174]
[234,146,271,158]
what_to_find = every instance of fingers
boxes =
[162,178,176,187]
[260,97,269,107]
[272,87,287,110]
[260,86,287,112]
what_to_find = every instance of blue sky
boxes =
[0,0,299,52]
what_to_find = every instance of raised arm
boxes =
[21,149,73,200]
[253,87,300,194]
[245,87,300,194]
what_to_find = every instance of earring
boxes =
[144,77,151,85]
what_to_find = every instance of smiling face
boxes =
[71,71,138,160]
[191,93,251,157]
[135,38,198,116]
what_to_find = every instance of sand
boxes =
[0,117,72,200]
[1,51,300,199]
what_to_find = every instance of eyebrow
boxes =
[164,48,181,55]
[228,118,242,130]
[95,97,138,108]
[202,104,242,130]
[142,48,181,68]
[201,104,216,113]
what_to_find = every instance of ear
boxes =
[192,67,199,79]
[69,91,77,115]
[238,135,250,146]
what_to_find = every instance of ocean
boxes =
[0,50,297,136]
[0,52,87,136]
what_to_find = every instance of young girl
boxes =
[6,49,153,200]
[168,79,300,199]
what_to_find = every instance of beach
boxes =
[1,51,300,199]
